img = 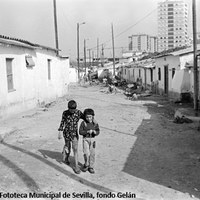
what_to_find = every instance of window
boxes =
[6,58,14,92]
[158,68,161,80]
[172,68,175,78]
[139,69,141,77]
[47,59,51,80]
[25,55,35,67]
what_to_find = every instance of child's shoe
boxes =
[88,167,95,174]
[65,159,70,165]
[73,167,81,174]
[82,164,89,172]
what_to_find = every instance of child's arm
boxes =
[58,111,65,131]
[92,123,100,136]
[79,121,87,136]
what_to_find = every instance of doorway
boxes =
[164,65,169,95]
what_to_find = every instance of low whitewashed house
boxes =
[155,45,200,99]
[0,35,70,118]
[97,62,122,78]
[122,59,156,90]
[69,67,78,83]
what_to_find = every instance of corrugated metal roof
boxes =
[170,45,200,56]
[124,58,155,69]
[155,44,200,58]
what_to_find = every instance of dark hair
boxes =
[68,100,77,109]
[84,108,95,116]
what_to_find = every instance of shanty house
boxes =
[122,59,156,90]
[0,35,70,119]
[154,45,200,99]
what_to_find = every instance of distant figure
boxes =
[79,108,100,174]
[58,100,85,174]
[83,74,88,83]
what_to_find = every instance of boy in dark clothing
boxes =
[79,108,100,174]
[58,100,84,174]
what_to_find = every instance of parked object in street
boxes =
[79,108,100,174]
[173,110,193,124]
[58,100,85,174]
[88,71,98,81]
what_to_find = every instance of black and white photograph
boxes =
[0,0,200,199]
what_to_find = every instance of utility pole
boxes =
[101,44,104,67]
[97,38,99,67]
[92,51,94,67]
[53,0,59,56]
[111,23,116,76]
[77,23,80,80]
[84,39,87,74]
[88,49,91,68]
[192,0,198,110]
[77,22,85,81]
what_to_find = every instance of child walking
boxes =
[58,100,84,174]
[79,108,100,174]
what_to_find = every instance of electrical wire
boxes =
[89,7,157,51]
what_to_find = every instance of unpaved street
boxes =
[0,84,200,200]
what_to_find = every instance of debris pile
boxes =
[123,82,151,100]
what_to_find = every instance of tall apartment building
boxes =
[128,34,158,53]
[158,0,189,52]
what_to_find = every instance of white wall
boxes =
[69,67,78,83]
[155,53,194,96]
[155,55,180,93]
[0,44,70,118]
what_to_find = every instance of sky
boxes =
[0,0,199,61]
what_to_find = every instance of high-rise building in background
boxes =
[158,0,189,52]
[128,34,158,53]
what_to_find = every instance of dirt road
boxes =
[0,83,199,200]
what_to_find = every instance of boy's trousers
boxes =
[82,137,96,168]
[64,137,78,154]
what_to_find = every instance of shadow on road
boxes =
[100,126,134,136]
[38,149,84,171]
[0,154,41,192]
[123,100,200,198]
[39,149,63,164]
[1,142,114,193]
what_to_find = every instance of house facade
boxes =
[155,46,200,99]
[0,36,70,119]
[121,59,156,90]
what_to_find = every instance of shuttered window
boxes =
[25,56,35,67]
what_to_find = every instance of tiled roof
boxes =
[0,34,59,52]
